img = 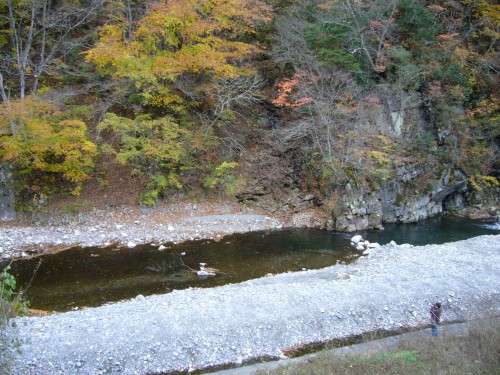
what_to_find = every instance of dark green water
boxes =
[7,216,499,312]
[359,215,499,246]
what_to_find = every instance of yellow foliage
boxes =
[0,98,97,197]
[369,150,391,166]
[85,0,272,108]
[469,175,499,191]
[451,47,471,66]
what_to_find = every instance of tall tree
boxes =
[0,0,105,101]
[85,0,273,109]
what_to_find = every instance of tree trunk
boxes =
[0,73,8,102]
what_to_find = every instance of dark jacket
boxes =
[430,303,441,324]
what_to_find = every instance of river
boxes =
[8,216,499,311]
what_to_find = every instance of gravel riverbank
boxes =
[5,234,500,374]
[0,201,300,259]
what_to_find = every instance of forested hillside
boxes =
[0,0,498,228]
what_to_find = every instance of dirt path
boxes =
[5,234,499,374]
[212,319,498,375]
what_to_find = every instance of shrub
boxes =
[203,161,244,196]
[0,98,97,206]
[98,113,193,205]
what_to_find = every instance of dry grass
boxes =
[258,317,500,375]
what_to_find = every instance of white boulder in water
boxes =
[197,270,216,276]
[351,235,363,244]
[197,262,217,276]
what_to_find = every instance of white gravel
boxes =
[0,207,286,259]
[4,234,500,374]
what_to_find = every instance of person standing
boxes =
[430,302,442,336]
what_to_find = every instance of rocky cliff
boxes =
[330,165,498,232]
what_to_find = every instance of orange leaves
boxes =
[437,34,456,42]
[272,72,315,108]
[272,76,299,107]
[427,5,446,13]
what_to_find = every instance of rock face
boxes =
[331,165,473,232]
[0,166,16,221]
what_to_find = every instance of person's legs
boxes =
[431,324,439,336]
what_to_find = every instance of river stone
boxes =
[351,235,363,243]
[337,272,350,280]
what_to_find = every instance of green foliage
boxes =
[387,46,413,65]
[203,161,243,196]
[414,132,438,155]
[0,266,16,302]
[98,113,192,204]
[1,264,27,373]
[433,64,467,88]
[395,0,436,43]
[373,350,419,363]
[306,24,363,73]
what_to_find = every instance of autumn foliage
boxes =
[85,0,272,108]
[0,0,498,208]
[272,72,315,108]
[82,0,273,204]
[0,99,97,202]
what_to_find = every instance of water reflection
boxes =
[8,216,499,312]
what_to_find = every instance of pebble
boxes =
[4,210,497,374]
[2,210,284,258]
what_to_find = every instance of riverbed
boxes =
[7,216,499,312]
[0,200,290,260]
[4,234,500,374]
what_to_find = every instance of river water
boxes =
[8,216,499,312]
